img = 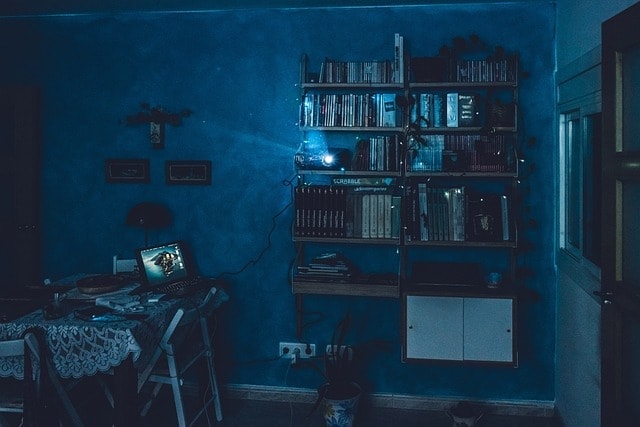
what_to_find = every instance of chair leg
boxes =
[170,377,187,427]
[139,382,163,417]
[205,354,223,422]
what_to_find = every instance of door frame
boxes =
[600,2,640,424]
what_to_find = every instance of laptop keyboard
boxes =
[154,277,214,296]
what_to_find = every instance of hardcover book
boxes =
[458,94,476,127]
[418,182,429,241]
[361,193,370,238]
[433,94,444,128]
[380,93,398,127]
[391,195,402,239]
[369,193,378,238]
[466,193,503,241]
[419,93,433,128]
[446,92,459,127]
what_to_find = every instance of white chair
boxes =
[0,331,83,426]
[0,338,28,415]
[137,287,223,426]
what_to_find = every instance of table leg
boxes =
[113,356,138,426]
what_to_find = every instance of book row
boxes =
[405,183,512,243]
[352,135,401,172]
[413,92,478,128]
[407,134,514,173]
[411,92,515,129]
[318,59,395,84]
[299,93,401,128]
[455,56,518,83]
[312,33,404,84]
[311,47,515,85]
[294,185,401,239]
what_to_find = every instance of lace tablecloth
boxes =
[0,288,228,379]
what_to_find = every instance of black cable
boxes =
[214,173,296,280]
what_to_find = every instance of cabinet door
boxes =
[463,297,514,362]
[405,296,463,360]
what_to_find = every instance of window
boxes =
[559,108,602,268]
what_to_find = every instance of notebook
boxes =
[132,240,213,296]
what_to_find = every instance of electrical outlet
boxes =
[279,342,316,360]
[325,344,353,360]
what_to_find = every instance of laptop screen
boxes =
[136,241,191,289]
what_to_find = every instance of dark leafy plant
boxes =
[306,314,360,418]
[321,314,358,399]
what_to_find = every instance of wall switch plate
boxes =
[279,342,316,360]
[326,345,353,360]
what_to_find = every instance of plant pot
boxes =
[321,382,361,427]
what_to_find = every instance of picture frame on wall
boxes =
[105,158,150,183]
[165,160,212,185]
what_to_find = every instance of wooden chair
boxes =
[137,287,223,426]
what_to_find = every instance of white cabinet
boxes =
[404,294,515,364]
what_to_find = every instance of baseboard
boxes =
[223,384,555,418]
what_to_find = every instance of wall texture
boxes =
[0,3,556,402]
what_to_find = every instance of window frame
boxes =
[558,94,601,281]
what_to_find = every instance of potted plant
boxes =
[308,314,362,427]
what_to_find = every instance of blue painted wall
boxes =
[0,3,556,401]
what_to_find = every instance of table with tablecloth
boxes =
[0,285,229,425]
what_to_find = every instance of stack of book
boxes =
[296,253,357,282]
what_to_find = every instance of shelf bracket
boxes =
[295,294,303,339]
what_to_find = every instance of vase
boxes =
[321,383,361,427]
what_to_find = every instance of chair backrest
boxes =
[0,334,39,383]
[0,338,28,414]
[0,338,25,358]
[137,287,218,390]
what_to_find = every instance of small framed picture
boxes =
[165,160,212,185]
[105,159,150,183]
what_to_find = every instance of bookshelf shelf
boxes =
[301,83,405,90]
[293,236,401,245]
[404,240,517,248]
[293,38,521,363]
[409,81,517,90]
[292,279,399,297]
[412,126,516,134]
[404,171,518,178]
[296,169,402,177]
[299,126,404,132]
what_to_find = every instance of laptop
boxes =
[132,240,214,296]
